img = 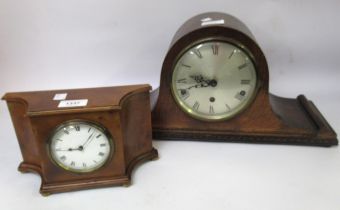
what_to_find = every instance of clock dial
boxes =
[171,40,257,120]
[49,121,112,173]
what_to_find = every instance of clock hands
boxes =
[56,132,97,152]
[55,147,82,152]
[185,83,209,90]
[184,75,218,90]
[190,75,205,83]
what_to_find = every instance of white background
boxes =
[1,0,340,209]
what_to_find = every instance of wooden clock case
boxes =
[152,12,338,146]
[2,85,158,195]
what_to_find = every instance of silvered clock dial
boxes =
[171,40,257,120]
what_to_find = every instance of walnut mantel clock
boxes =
[2,85,158,195]
[152,12,338,146]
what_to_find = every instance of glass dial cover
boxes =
[171,40,257,120]
[49,121,112,173]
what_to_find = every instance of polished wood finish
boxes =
[152,12,337,146]
[2,85,158,195]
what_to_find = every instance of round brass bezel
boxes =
[47,120,114,174]
[170,37,260,121]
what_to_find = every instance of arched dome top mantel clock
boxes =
[152,12,337,146]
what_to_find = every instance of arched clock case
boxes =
[152,12,337,146]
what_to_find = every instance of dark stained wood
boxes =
[2,84,158,195]
[152,12,338,146]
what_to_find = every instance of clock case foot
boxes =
[17,148,158,195]
[153,94,337,147]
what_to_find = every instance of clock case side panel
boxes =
[152,12,338,146]
[2,95,43,175]
[119,87,158,181]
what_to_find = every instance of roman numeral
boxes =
[98,152,105,157]
[228,50,235,59]
[181,63,191,69]
[192,101,200,110]
[56,139,63,142]
[60,155,66,161]
[209,105,214,114]
[82,163,87,168]
[177,78,187,83]
[70,161,75,166]
[96,134,102,139]
[75,125,80,131]
[63,129,69,135]
[238,63,248,70]
[241,80,250,84]
[193,49,202,58]
[88,127,92,133]
[100,143,106,147]
[225,103,231,111]
[212,44,219,55]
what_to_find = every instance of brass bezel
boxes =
[170,37,260,122]
[47,120,114,174]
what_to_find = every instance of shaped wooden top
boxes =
[2,84,151,116]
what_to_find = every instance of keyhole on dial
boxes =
[240,90,246,96]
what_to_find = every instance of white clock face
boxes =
[49,121,112,173]
[171,40,257,120]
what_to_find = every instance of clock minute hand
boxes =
[83,132,96,149]
[82,132,94,147]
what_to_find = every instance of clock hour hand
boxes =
[55,147,81,152]
[185,83,210,90]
